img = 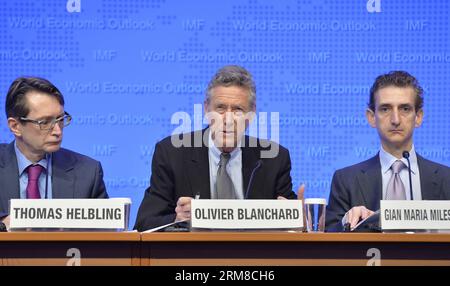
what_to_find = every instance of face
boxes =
[366,86,423,154]
[204,86,255,152]
[8,91,65,162]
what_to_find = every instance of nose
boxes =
[390,108,400,126]
[51,121,63,136]
[223,110,235,127]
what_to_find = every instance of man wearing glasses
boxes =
[0,77,108,229]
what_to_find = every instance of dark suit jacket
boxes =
[134,129,296,231]
[0,142,108,215]
[326,153,450,232]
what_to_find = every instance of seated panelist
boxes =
[326,71,450,232]
[134,65,299,231]
[0,77,108,229]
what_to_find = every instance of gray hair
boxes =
[205,65,256,109]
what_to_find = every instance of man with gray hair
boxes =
[134,65,297,231]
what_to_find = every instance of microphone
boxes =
[44,153,51,199]
[402,151,414,201]
[245,160,263,199]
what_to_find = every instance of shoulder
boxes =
[243,136,289,156]
[0,143,8,154]
[55,148,101,167]
[156,129,205,150]
[0,142,15,164]
[334,155,379,177]
[417,154,450,174]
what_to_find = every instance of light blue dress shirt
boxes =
[379,145,422,200]
[342,145,422,226]
[15,142,53,199]
[208,132,244,199]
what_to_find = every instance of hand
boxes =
[175,197,193,222]
[348,206,375,229]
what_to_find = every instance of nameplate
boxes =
[380,200,450,230]
[191,200,303,230]
[9,199,128,230]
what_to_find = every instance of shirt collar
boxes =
[379,145,418,175]
[14,141,51,176]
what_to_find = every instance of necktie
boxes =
[216,153,236,199]
[385,160,406,200]
[26,165,44,199]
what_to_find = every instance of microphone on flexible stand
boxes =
[402,151,414,201]
[245,160,263,199]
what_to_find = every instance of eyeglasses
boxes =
[20,111,72,130]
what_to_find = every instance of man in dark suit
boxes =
[134,65,297,231]
[0,77,108,227]
[326,71,450,232]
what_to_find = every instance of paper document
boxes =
[351,209,380,231]
[142,219,189,233]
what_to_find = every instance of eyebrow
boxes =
[36,112,65,120]
[214,103,245,109]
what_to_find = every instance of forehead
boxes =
[209,86,250,105]
[24,91,63,117]
[375,86,416,105]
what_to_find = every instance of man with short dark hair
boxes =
[0,77,108,227]
[326,71,450,232]
[134,65,298,231]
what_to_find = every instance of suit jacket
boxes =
[326,153,450,232]
[0,142,108,215]
[134,129,296,231]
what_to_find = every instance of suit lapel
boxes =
[51,150,76,198]
[185,129,211,199]
[0,143,20,211]
[356,155,382,210]
[417,155,440,200]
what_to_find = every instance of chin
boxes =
[44,145,61,153]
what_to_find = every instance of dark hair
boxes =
[5,76,65,118]
[368,71,423,112]
[206,65,256,109]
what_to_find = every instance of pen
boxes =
[194,192,200,200]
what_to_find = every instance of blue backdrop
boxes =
[1,0,449,227]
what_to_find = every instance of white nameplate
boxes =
[191,199,303,230]
[380,200,450,230]
[9,199,128,230]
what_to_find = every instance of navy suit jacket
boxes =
[326,154,450,232]
[134,129,296,231]
[0,142,108,216]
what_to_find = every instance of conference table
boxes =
[1,232,450,266]
[0,232,141,266]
